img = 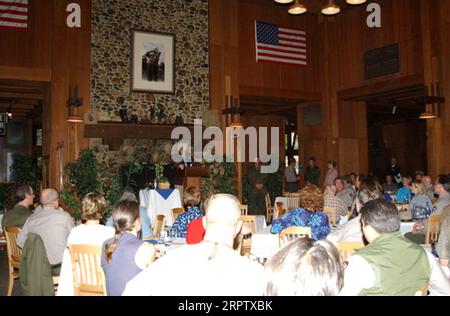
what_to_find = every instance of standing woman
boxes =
[324,161,339,188]
[102,200,155,296]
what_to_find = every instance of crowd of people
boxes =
[1,155,450,296]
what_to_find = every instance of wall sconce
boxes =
[419,84,443,120]
[67,85,84,123]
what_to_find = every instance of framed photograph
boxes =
[131,30,176,94]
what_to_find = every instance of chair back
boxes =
[324,206,338,226]
[68,244,106,296]
[287,196,300,211]
[265,193,273,224]
[336,242,365,263]
[279,226,312,246]
[240,205,248,216]
[240,215,257,235]
[5,226,21,267]
[275,202,286,220]
[415,283,429,296]
[0,231,7,251]
[425,215,441,244]
[153,215,166,237]
[171,208,185,223]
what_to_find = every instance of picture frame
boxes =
[131,29,176,94]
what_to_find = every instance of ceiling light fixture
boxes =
[346,0,367,5]
[274,0,294,3]
[322,0,341,15]
[288,0,307,15]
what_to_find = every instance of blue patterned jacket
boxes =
[170,206,203,238]
[271,208,330,240]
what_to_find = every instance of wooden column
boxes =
[209,0,242,200]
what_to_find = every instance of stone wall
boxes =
[90,0,209,166]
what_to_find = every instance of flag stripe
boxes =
[258,52,307,61]
[0,5,28,12]
[278,27,306,36]
[279,40,306,48]
[0,15,26,23]
[279,33,306,43]
[0,0,28,8]
[0,20,27,28]
[257,43,306,54]
[257,56,307,66]
[0,12,26,19]
[0,9,27,15]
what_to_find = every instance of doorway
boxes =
[0,80,48,189]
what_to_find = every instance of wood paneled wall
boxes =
[0,0,91,188]
[315,0,450,178]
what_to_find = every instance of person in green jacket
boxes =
[340,199,435,296]
[2,184,34,230]
[304,157,321,187]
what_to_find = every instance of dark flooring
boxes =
[0,249,21,296]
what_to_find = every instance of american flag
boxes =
[0,0,28,30]
[255,21,307,66]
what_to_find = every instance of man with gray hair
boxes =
[17,189,74,270]
[123,194,265,296]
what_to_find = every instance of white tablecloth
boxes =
[256,215,267,233]
[400,222,415,235]
[140,189,182,227]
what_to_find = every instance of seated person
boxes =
[17,189,74,275]
[265,238,344,296]
[123,194,265,296]
[396,176,412,203]
[422,176,435,200]
[327,189,382,245]
[106,191,153,239]
[335,177,356,209]
[436,206,450,269]
[271,185,330,240]
[186,217,206,245]
[383,175,398,194]
[407,175,450,244]
[57,193,115,296]
[2,184,34,230]
[323,185,348,225]
[340,199,450,296]
[170,187,203,238]
[408,181,433,220]
[102,200,155,296]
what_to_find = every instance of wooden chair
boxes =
[265,193,273,224]
[425,215,441,245]
[0,231,6,252]
[415,283,429,296]
[68,244,106,296]
[279,226,312,246]
[250,234,281,263]
[240,215,257,234]
[275,202,286,220]
[287,196,301,211]
[336,242,365,263]
[324,206,338,226]
[171,207,185,223]
[5,226,21,296]
[240,205,248,216]
[153,214,166,237]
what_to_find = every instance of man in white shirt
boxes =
[123,194,265,296]
[340,199,450,296]
[17,189,74,269]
